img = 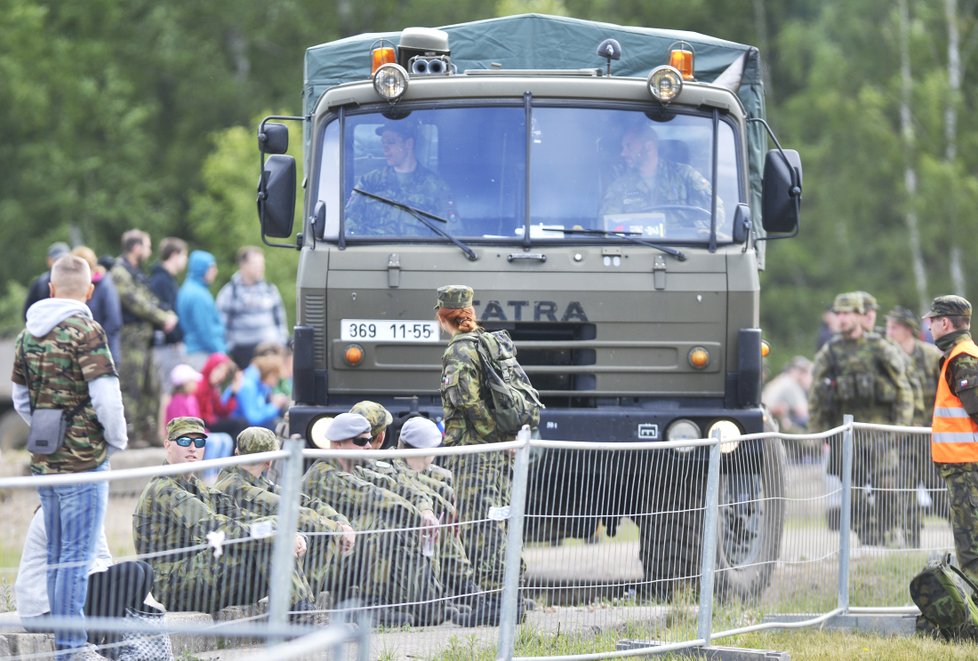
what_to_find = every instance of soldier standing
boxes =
[111,230,178,446]
[436,284,528,622]
[924,296,978,583]
[809,291,914,546]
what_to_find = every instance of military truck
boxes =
[256,14,802,600]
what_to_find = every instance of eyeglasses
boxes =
[173,436,207,448]
[351,435,372,447]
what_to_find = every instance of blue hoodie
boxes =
[177,250,226,354]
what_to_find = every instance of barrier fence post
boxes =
[268,437,304,643]
[496,427,532,661]
[696,439,721,646]
[838,415,854,612]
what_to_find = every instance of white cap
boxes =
[170,364,202,388]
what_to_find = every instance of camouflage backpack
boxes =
[474,330,544,435]
[910,554,978,641]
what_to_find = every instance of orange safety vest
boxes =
[932,338,978,463]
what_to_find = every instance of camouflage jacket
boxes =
[809,331,914,429]
[911,339,944,424]
[12,314,116,474]
[345,164,457,237]
[300,457,422,531]
[441,330,505,446]
[938,331,978,422]
[355,459,434,514]
[110,257,170,328]
[391,458,457,521]
[133,469,276,575]
[213,465,347,533]
[601,160,717,218]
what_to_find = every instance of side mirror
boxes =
[761,148,802,236]
[257,154,296,239]
[259,123,290,155]
[732,203,752,244]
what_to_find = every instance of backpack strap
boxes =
[945,554,978,596]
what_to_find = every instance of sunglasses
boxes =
[173,436,207,448]
[351,435,372,447]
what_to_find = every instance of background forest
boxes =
[2,0,975,368]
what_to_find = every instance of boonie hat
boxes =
[325,413,372,442]
[886,306,920,333]
[923,295,972,319]
[350,401,393,437]
[169,364,202,388]
[399,417,443,449]
[832,292,864,314]
[237,427,279,455]
[855,291,878,311]
[435,285,474,310]
[166,416,207,441]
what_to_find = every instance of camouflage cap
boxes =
[855,291,878,311]
[166,416,207,441]
[886,306,919,333]
[923,295,972,319]
[350,400,393,437]
[435,285,474,310]
[237,427,279,455]
[832,292,865,314]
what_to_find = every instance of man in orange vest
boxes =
[925,294,978,582]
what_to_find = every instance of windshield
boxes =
[316,105,741,243]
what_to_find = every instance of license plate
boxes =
[340,319,440,343]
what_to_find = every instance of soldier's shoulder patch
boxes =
[373,460,392,470]
[959,377,977,390]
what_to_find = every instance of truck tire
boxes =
[0,408,28,452]
[638,439,787,603]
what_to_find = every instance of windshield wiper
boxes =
[352,188,477,261]
[557,228,687,261]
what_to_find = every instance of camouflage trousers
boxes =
[432,524,477,597]
[301,529,340,596]
[330,527,444,619]
[847,434,911,546]
[119,324,161,446]
[151,546,314,613]
[939,462,978,586]
[445,452,524,593]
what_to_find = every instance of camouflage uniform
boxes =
[810,292,914,545]
[438,285,522,594]
[345,165,457,237]
[111,257,171,446]
[927,296,978,583]
[132,469,314,613]
[300,457,443,618]
[12,315,117,474]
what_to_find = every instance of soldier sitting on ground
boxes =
[132,417,316,618]
[213,427,356,600]
[300,412,447,627]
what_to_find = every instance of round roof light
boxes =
[373,63,409,101]
[647,65,683,103]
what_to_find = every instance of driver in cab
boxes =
[345,120,458,236]
[600,124,716,225]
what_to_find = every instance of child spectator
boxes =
[196,353,249,438]
[236,342,290,429]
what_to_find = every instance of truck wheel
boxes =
[0,408,28,452]
[638,439,787,603]
[714,438,786,602]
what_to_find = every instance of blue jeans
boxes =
[38,463,108,653]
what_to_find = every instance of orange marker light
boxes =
[371,47,396,75]
[689,347,710,369]
[761,340,771,358]
[669,45,695,80]
[344,344,365,367]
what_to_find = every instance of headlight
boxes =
[373,63,409,100]
[709,419,742,454]
[647,65,683,103]
[308,415,334,449]
[667,418,701,453]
